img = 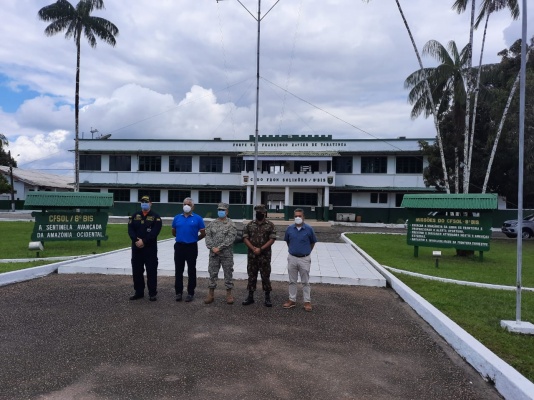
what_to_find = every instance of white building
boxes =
[78,134,435,221]
[0,166,73,201]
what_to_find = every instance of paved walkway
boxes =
[58,239,387,287]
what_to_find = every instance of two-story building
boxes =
[78,134,436,221]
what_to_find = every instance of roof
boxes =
[401,193,498,210]
[24,192,114,209]
[0,166,73,190]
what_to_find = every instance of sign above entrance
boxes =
[242,172,335,187]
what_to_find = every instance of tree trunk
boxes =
[395,0,450,193]
[75,32,81,192]
[482,46,531,192]
[462,0,476,193]
[467,12,491,192]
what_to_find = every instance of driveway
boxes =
[0,275,501,400]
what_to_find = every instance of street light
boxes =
[217,0,281,207]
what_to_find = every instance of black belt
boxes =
[291,254,309,258]
[176,242,197,245]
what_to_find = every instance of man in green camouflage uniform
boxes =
[242,204,277,307]
[204,202,237,305]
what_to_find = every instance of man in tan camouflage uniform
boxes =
[242,204,277,307]
[204,202,237,305]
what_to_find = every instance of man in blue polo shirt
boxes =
[283,208,317,312]
[172,197,206,302]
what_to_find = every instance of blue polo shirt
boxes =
[284,223,318,256]
[172,213,205,243]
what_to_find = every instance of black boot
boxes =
[242,291,255,306]
[264,291,272,307]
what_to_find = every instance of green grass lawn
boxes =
[346,233,534,383]
[346,233,534,287]
[0,221,174,270]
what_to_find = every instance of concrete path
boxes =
[58,239,387,288]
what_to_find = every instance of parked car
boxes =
[501,214,534,238]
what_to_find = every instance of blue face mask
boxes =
[217,210,226,218]
[141,203,150,211]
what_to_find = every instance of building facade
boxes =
[78,134,436,221]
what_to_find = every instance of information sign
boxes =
[407,212,492,251]
[31,211,109,242]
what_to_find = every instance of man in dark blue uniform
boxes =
[128,195,162,301]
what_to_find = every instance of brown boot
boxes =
[204,288,215,304]
[226,289,234,305]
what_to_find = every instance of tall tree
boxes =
[404,40,471,190]
[38,0,118,191]
[452,0,520,192]
[362,0,450,192]
[0,134,14,194]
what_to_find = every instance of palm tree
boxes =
[362,0,451,192]
[38,0,118,192]
[404,40,471,191]
[452,0,520,192]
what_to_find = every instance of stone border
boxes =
[342,233,534,400]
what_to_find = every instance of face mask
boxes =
[256,213,265,221]
[183,205,192,213]
[141,203,150,211]
[217,210,226,218]
[294,217,303,225]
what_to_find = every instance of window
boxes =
[395,193,404,207]
[330,192,352,207]
[138,156,161,172]
[370,193,388,204]
[199,156,223,173]
[109,189,130,202]
[80,155,101,171]
[230,157,244,173]
[199,190,221,203]
[333,157,353,173]
[361,157,387,174]
[245,160,254,172]
[262,161,285,173]
[139,190,160,202]
[169,156,192,172]
[293,192,318,206]
[168,190,191,203]
[229,191,246,204]
[109,155,131,171]
[396,156,423,174]
[294,161,318,173]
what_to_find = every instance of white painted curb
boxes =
[342,233,534,400]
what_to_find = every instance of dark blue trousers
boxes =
[131,246,158,297]
[174,242,198,295]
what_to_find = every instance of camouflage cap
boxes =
[140,195,151,202]
[254,204,267,213]
[217,202,229,210]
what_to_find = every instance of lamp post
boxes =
[217,0,280,207]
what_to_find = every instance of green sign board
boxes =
[31,211,109,242]
[407,211,492,251]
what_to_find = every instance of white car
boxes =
[501,214,534,239]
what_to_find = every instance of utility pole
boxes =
[8,150,15,212]
[218,0,281,207]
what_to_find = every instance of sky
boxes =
[0,0,532,176]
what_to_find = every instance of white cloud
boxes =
[0,0,532,175]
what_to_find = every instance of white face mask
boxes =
[183,205,192,213]
[294,217,303,225]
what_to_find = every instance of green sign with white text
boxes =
[31,211,109,242]
[407,212,492,251]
